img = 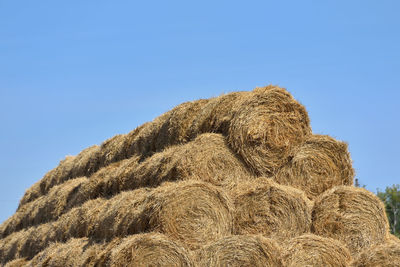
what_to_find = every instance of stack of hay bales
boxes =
[1,85,398,266]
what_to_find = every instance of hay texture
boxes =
[28,238,104,267]
[228,86,311,176]
[0,181,232,262]
[145,180,234,249]
[109,233,195,267]
[275,134,354,199]
[232,178,311,241]
[4,258,27,267]
[18,85,309,208]
[1,177,86,238]
[282,234,352,267]
[351,241,400,267]
[195,235,283,267]
[312,186,389,255]
[68,133,249,218]
[18,145,99,208]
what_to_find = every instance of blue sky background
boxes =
[1,0,399,223]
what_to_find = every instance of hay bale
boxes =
[154,99,209,149]
[28,238,105,267]
[232,178,311,240]
[187,91,247,138]
[18,145,99,209]
[69,133,250,216]
[146,180,234,249]
[122,133,251,191]
[110,233,195,267]
[274,134,354,199]
[88,188,151,241]
[312,186,389,255]
[1,178,87,238]
[351,241,400,267]
[228,86,311,176]
[195,234,283,267]
[4,258,27,267]
[282,234,352,267]
[0,222,59,264]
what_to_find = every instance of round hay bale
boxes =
[274,134,354,199]
[67,156,141,209]
[187,91,247,138]
[351,241,400,267]
[232,178,312,241]
[124,133,251,191]
[228,86,311,176]
[69,133,250,218]
[146,180,234,249]
[312,186,389,255]
[91,134,129,170]
[29,238,104,267]
[1,177,86,238]
[89,188,151,241]
[195,234,283,267]
[18,145,100,209]
[282,234,352,267]
[154,99,209,149]
[0,222,59,264]
[110,233,195,267]
[4,258,27,267]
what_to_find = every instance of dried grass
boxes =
[282,234,352,267]
[109,233,195,267]
[154,99,210,149]
[351,241,400,267]
[274,134,354,199]
[195,234,283,267]
[187,91,246,138]
[18,145,99,208]
[1,178,86,238]
[145,180,234,249]
[4,258,27,267]
[311,186,389,255]
[232,177,312,241]
[1,181,232,262]
[387,234,400,245]
[228,86,311,176]
[69,133,249,217]
[28,238,104,267]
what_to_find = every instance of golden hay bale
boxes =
[154,99,210,149]
[1,178,87,238]
[187,91,247,138]
[28,238,104,267]
[351,241,400,267]
[69,133,249,216]
[4,258,27,267]
[312,186,389,255]
[228,86,311,176]
[0,222,59,264]
[88,188,151,241]
[18,145,99,209]
[109,233,195,267]
[146,180,234,249]
[122,133,251,191]
[282,234,352,267]
[231,178,311,241]
[274,134,354,199]
[195,234,283,267]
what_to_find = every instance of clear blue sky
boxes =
[1,0,399,223]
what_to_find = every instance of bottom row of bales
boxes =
[5,232,400,267]
[1,177,399,266]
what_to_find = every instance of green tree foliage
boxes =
[377,184,400,237]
